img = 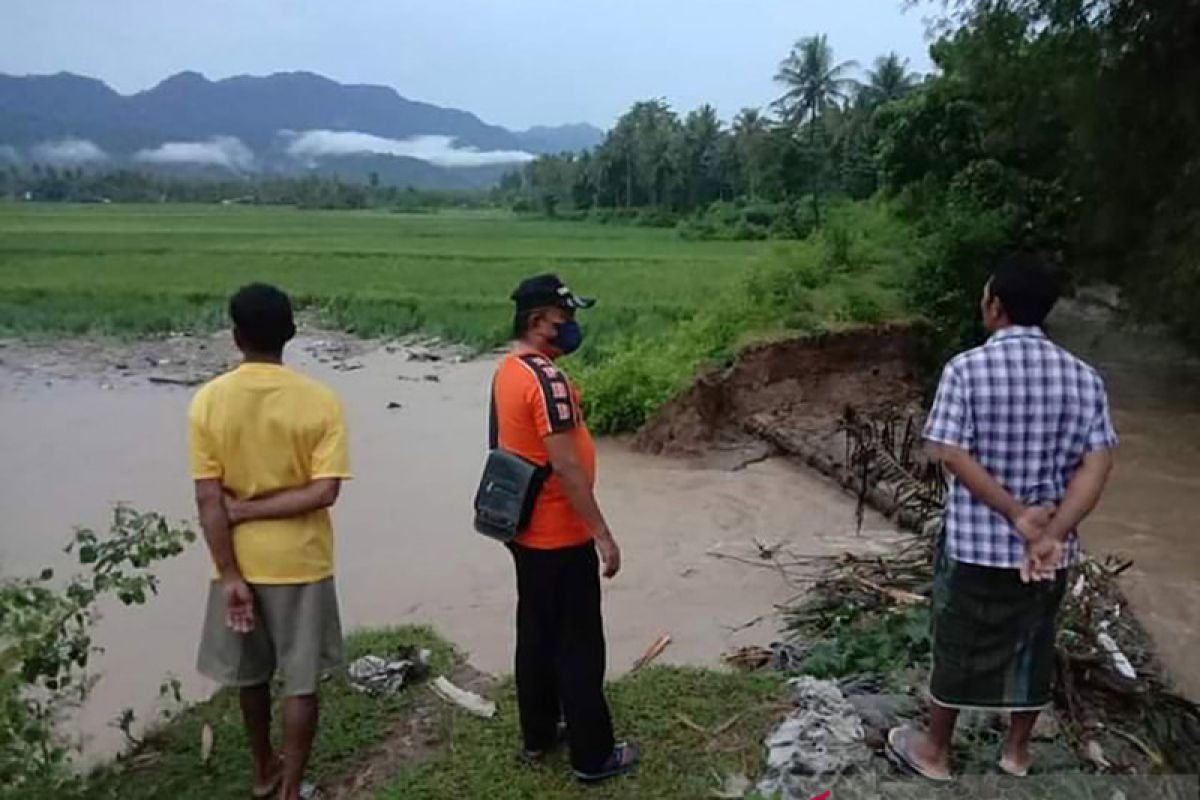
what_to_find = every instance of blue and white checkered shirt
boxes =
[923,326,1118,569]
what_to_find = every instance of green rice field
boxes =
[0,204,768,352]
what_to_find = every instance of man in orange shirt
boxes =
[492,274,640,782]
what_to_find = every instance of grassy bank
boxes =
[72,627,456,800]
[70,626,786,800]
[579,202,923,432]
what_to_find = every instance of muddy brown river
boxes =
[2,308,1197,763]
[0,338,896,761]
[1049,302,1200,702]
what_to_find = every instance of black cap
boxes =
[511,273,596,312]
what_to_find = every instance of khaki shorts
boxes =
[197,577,344,696]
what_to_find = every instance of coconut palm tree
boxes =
[773,34,858,225]
[860,52,921,109]
[773,34,859,130]
[733,107,770,198]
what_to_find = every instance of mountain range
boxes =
[0,71,605,188]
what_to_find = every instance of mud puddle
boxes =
[0,332,896,762]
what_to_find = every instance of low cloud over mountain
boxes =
[30,138,108,165]
[283,131,536,168]
[133,136,255,171]
[0,70,604,187]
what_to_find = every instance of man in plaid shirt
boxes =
[887,253,1117,781]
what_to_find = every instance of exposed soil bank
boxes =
[635,325,924,464]
[639,312,1200,703]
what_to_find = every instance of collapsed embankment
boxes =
[635,326,926,499]
[635,322,1200,779]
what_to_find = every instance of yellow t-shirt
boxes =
[187,363,351,584]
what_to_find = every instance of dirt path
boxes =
[0,334,896,761]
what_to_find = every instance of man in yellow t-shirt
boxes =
[189,283,350,800]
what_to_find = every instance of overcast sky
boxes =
[3,0,935,131]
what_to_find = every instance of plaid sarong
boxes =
[929,543,1068,711]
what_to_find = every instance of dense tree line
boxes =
[503,40,922,236]
[510,1,1199,347]
[0,166,490,211]
[882,0,1200,351]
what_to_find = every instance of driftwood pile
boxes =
[744,406,1200,776]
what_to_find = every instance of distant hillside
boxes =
[515,123,605,154]
[0,71,604,188]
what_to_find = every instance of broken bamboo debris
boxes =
[740,405,1200,775]
[632,633,672,671]
[744,413,935,532]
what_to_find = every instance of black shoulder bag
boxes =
[472,379,551,542]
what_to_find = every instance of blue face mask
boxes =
[551,319,584,355]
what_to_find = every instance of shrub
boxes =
[798,606,932,679]
[677,201,816,242]
[676,217,715,241]
[0,507,195,797]
[838,287,886,324]
[732,220,769,241]
[908,199,1014,376]
[634,208,679,228]
[578,302,755,435]
[744,245,830,320]
[741,205,776,228]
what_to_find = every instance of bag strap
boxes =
[488,374,499,451]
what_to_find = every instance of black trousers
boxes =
[508,541,615,772]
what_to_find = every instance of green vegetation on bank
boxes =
[70,627,785,800]
[579,201,921,433]
[74,627,458,800]
[1,508,197,800]
[509,2,1200,354]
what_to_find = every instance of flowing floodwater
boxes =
[1049,302,1200,701]
[0,337,895,761]
[3,306,1196,764]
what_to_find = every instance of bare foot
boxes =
[886,726,952,781]
[999,746,1031,777]
[252,755,283,799]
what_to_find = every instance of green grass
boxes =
[72,627,456,800]
[65,627,786,800]
[377,669,785,800]
[0,204,767,353]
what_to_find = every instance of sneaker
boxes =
[574,742,641,783]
